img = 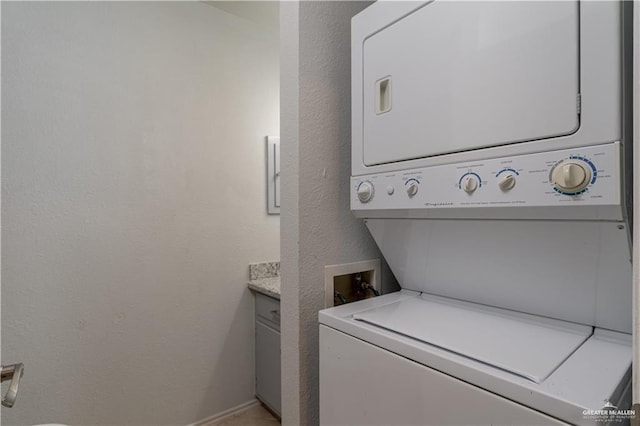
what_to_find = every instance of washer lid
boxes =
[353,294,592,384]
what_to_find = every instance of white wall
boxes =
[2,2,279,425]
[280,2,397,424]
[280,3,302,425]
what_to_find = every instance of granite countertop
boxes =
[248,261,280,300]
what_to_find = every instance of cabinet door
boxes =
[256,321,281,415]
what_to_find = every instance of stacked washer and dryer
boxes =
[319,1,634,425]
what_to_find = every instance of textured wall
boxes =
[279,2,302,426]
[280,2,397,425]
[2,2,279,425]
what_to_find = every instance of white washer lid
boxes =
[353,294,592,384]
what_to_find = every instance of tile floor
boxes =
[207,403,280,426]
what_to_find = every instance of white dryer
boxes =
[319,1,634,425]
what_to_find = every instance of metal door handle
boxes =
[270,309,280,325]
[1,363,24,408]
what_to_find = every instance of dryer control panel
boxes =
[351,142,623,221]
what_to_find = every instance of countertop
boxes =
[248,277,281,300]
[248,261,280,300]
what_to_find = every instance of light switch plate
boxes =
[266,136,280,215]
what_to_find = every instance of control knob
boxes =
[462,176,479,194]
[498,174,516,191]
[357,181,374,203]
[551,161,591,193]
[406,182,419,197]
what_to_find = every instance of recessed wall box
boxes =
[324,259,381,308]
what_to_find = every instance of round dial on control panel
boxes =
[498,174,516,191]
[357,181,374,203]
[551,161,592,193]
[406,182,419,197]
[462,176,479,194]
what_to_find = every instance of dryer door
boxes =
[362,1,580,166]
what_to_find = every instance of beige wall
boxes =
[2,2,279,424]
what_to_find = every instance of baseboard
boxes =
[188,399,260,426]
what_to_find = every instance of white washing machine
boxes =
[319,1,634,425]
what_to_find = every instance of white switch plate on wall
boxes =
[266,136,280,215]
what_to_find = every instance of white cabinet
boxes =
[254,293,281,416]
